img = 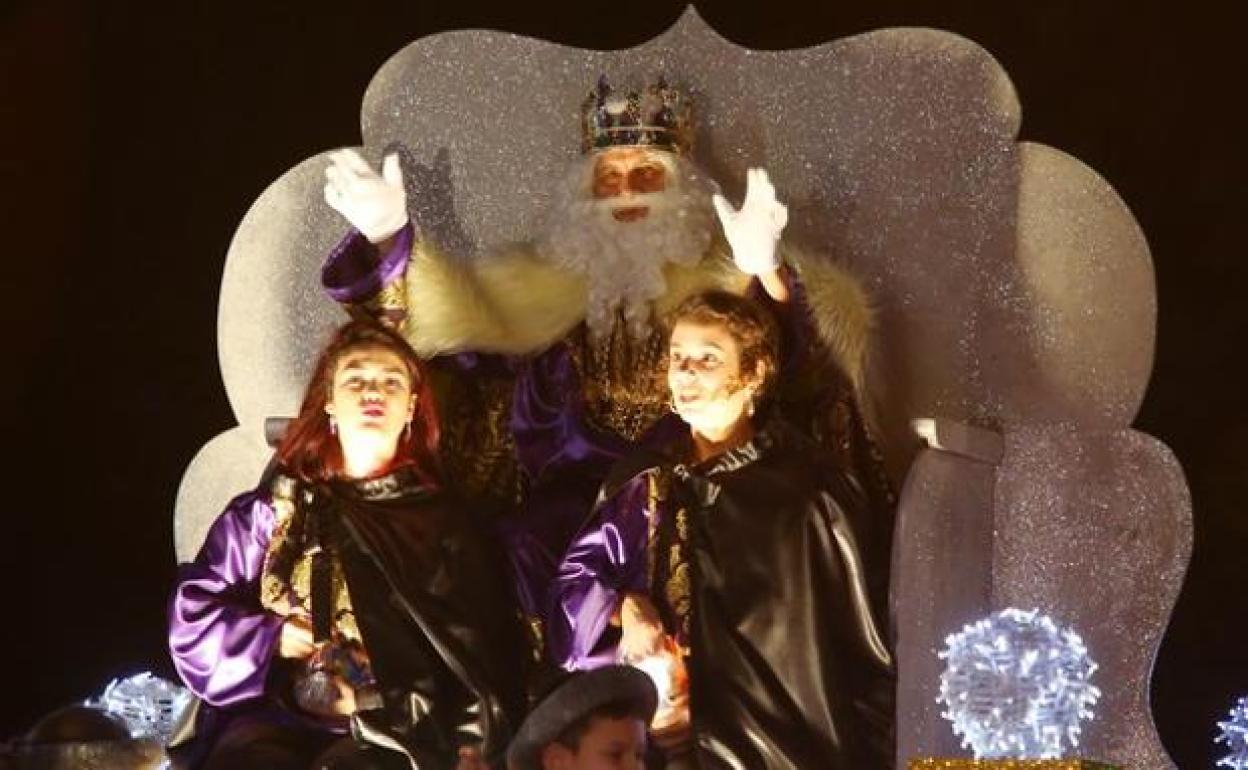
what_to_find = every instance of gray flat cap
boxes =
[507,666,658,770]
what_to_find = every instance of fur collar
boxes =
[402,238,871,395]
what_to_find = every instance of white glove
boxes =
[712,167,789,275]
[323,149,408,244]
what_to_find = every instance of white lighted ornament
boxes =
[1216,696,1248,770]
[88,671,193,744]
[937,607,1101,759]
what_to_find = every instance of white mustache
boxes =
[590,190,680,215]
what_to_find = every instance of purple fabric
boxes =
[168,491,285,707]
[511,345,633,480]
[501,344,685,618]
[321,224,414,305]
[547,475,653,669]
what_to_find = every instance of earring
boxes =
[328,415,337,435]
[669,397,679,414]
[746,394,756,417]
[404,418,413,441]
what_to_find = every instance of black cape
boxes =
[327,469,527,767]
[600,421,896,770]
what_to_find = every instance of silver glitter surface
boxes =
[896,423,1189,769]
[173,426,271,561]
[175,10,1189,768]
[199,8,1158,464]
[893,444,998,763]
[1004,143,1156,426]
[216,151,360,431]
[361,13,1033,460]
[993,425,1191,770]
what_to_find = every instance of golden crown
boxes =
[580,75,694,155]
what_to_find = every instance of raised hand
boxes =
[712,167,789,276]
[323,149,408,244]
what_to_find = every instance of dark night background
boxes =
[1,1,1242,767]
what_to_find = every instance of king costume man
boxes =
[319,77,894,656]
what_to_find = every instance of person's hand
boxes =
[650,688,692,751]
[278,613,318,660]
[323,149,408,244]
[617,593,666,662]
[327,678,357,716]
[712,167,789,276]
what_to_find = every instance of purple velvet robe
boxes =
[168,490,285,707]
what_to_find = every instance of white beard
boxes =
[537,153,719,340]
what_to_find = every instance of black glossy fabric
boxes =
[611,423,896,770]
[326,471,528,768]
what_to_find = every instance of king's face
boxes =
[591,148,670,222]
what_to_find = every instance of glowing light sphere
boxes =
[88,671,193,744]
[937,607,1101,759]
[1216,696,1248,769]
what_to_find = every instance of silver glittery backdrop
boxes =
[893,421,1001,760]
[993,426,1190,769]
[359,18,1028,465]
[175,9,1190,768]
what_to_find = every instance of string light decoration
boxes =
[1217,696,1248,770]
[89,671,192,744]
[937,608,1101,759]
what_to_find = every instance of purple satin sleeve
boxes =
[321,223,414,304]
[168,491,284,707]
[511,344,632,481]
[546,476,652,670]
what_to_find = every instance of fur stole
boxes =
[784,244,873,396]
[402,238,871,393]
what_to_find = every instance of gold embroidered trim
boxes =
[259,479,363,645]
[569,318,669,442]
